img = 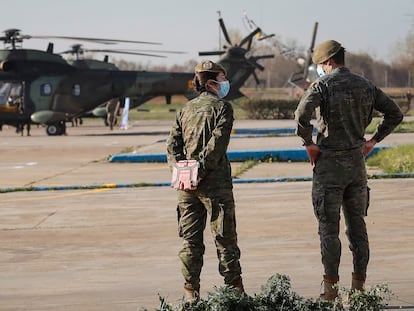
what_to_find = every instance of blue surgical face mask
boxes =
[213,80,230,98]
[316,65,326,77]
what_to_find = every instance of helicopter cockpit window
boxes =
[0,82,23,108]
[41,83,52,96]
[72,84,81,96]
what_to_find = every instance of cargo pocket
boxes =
[211,203,225,237]
[312,191,327,222]
[216,203,225,237]
[365,186,371,216]
[176,205,183,237]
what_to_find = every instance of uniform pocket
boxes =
[365,186,371,216]
[176,205,183,237]
[215,203,225,237]
[312,192,327,222]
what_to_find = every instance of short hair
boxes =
[331,47,345,65]
[193,71,219,93]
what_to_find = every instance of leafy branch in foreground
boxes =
[142,274,393,311]
[345,283,394,311]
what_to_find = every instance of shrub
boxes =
[239,99,299,120]
[345,283,394,311]
[146,273,394,311]
[367,144,414,173]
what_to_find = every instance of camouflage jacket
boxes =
[295,67,403,150]
[166,92,234,189]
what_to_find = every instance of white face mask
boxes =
[316,65,326,77]
[213,80,230,98]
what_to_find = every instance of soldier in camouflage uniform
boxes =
[166,60,243,302]
[294,40,403,301]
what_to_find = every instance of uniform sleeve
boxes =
[166,110,185,169]
[371,87,404,142]
[294,83,322,145]
[198,102,234,179]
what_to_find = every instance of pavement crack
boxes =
[33,210,58,229]
[23,158,107,187]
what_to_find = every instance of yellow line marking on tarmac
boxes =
[0,188,111,202]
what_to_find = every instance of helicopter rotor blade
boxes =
[60,48,167,58]
[239,27,261,48]
[109,49,187,54]
[252,54,275,61]
[303,21,319,79]
[28,35,162,46]
[258,33,275,41]
[198,51,226,56]
[60,43,186,58]
[250,61,265,71]
[252,71,261,85]
[219,18,232,46]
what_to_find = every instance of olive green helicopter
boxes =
[0,14,274,135]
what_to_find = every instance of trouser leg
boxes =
[343,180,370,278]
[312,159,343,279]
[177,192,206,289]
[203,191,242,287]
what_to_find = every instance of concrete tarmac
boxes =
[0,120,413,310]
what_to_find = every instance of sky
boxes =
[2,0,414,67]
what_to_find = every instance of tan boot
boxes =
[351,272,366,292]
[344,273,366,304]
[320,275,339,301]
[184,283,200,303]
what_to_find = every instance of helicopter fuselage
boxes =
[0,49,195,134]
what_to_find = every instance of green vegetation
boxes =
[126,98,248,121]
[128,102,183,121]
[367,144,414,173]
[346,283,394,311]
[143,273,393,311]
[366,119,414,134]
[238,98,299,120]
[117,88,413,122]
[232,160,257,177]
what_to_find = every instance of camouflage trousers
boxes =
[176,188,242,289]
[312,147,370,279]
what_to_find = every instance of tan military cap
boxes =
[195,60,226,75]
[312,40,343,64]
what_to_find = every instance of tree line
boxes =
[112,30,414,89]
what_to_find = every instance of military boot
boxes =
[184,283,200,303]
[230,278,245,293]
[319,275,339,301]
[344,273,366,304]
[350,272,366,292]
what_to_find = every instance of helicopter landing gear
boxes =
[46,122,66,136]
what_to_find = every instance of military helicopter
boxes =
[0,29,196,135]
[0,14,273,136]
[89,12,276,119]
[199,11,275,96]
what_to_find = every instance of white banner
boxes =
[120,97,130,130]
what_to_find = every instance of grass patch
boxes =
[366,119,414,134]
[119,146,134,154]
[125,96,249,121]
[232,160,257,178]
[367,144,414,173]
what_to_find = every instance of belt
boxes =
[320,146,363,155]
